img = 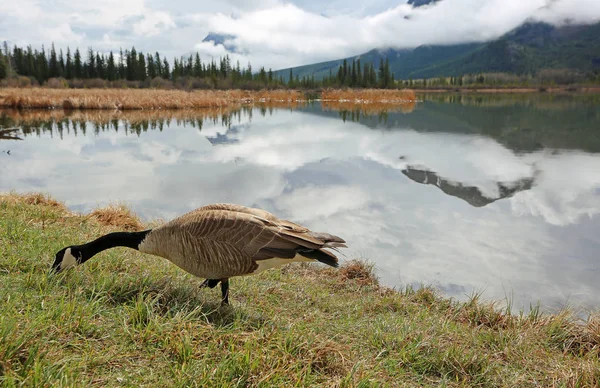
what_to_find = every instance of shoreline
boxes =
[413,86,600,93]
[0,191,599,385]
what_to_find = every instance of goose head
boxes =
[51,247,83,273]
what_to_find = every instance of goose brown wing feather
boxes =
[194,203,310,232]
[159,208,336,258]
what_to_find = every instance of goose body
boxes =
[52,204,346,304]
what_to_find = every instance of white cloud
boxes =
[133,11,177,37]
[1,0,600,74]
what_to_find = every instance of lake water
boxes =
[1,94,599,314]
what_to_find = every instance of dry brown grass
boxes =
[0,88,244,110]
[321,88,416,103]
[0,88,416,111]
[0,192,67,212]
[89,204,144,231]
[338,259,379,286]
[0,88,312,111]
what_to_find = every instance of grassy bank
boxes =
[0,88,416,111]
[1,193,599,387]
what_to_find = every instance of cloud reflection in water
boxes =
[1,104,599,313]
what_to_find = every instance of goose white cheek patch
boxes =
[61,248,78,270]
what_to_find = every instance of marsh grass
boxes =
[1,193,599,387]
[0,88,417,111]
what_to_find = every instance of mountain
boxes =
[202,33,238,52]
[274,21,600,80]
[401,166,534,208]
[407,0,440,7]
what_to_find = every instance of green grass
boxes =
[1,193,599,387]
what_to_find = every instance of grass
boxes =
[0,88,415,111]
[1,192,599,387]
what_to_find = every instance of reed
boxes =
[0,88,417,111]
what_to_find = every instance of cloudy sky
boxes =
[1,0,600,70]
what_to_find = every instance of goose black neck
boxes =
[78,230,151,263]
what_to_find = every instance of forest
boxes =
[0,43,397,90]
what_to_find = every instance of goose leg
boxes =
[200,279,220,289]
[220,279,229,306]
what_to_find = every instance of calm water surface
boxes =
[2,95,599,313]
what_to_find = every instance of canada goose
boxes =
[52,203,347,305]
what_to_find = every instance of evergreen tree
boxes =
[73,48,82,78]
[186,55,193,76]
[37,46,48,82]
[58,49,65,77]
[384,57,391,88]
[96,53,106,79]
[118,48,125,79]
[107,51,117,81]
[137,52,146,80]
[154,52,162,77]
[162,58,170,79]
[87,48,96,78]
[193,53,201,77]
[0,51,8,79]
[147,53,156,79]
[49,43,59,78]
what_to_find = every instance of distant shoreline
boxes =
[413,86,600,93]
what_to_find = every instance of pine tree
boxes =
[162,58,170,79]
[0,51,8,79]
[87,48,96,78]
[37,46,48,82]
[58,49,65,77]
[193,53,201,77]
[147,53,156,79]
[118,48,125,79]
[49,43,59,78]
[96,53,106,79]
[384,57,391,88]
[137,52,146,80]
[73,48,83,79]
[107,51,117,81]
[155,52,162,77]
